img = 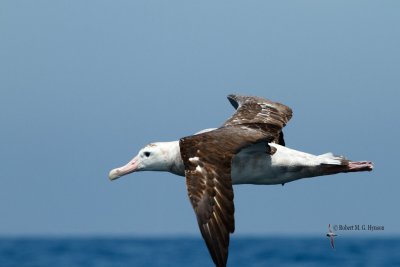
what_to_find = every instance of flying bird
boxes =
[327,224,338,249]
[109,95,372,267]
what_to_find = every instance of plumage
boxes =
[108,94,372,267]
[179,95,293,266]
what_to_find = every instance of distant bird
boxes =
[327,224,338,249]
[109,95,372,267]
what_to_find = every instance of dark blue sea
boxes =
[1,237,399,267]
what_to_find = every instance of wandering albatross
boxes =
[108,95,373,267]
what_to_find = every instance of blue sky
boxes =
[0,1,399,236]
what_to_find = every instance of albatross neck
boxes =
[163,141,185,176]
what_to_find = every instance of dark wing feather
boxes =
[225,94,293,145]
[186,161,233,267]
[180,128,268,267]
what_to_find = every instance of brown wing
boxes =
[180,128,268,267]
[179,95,293,266]
[224,94,293,145]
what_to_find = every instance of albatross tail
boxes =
[338,161,373,173]
[319,153,373,174]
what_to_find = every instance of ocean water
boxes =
[0,237,399,267]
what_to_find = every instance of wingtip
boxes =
[227,94,239,109]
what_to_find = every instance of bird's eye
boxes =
[144,152,151,157]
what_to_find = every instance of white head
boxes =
[108,141,182,180]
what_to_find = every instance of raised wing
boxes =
[180,128,268,267]
[224,94,293,145]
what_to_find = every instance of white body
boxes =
[231,143,338,184]
[166,141,341,185]
[108,128,348,184]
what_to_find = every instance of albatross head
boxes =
[108,141,182,180]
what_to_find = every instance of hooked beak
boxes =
[109,156,140,181]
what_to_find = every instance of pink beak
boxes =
[109,156,140,180]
